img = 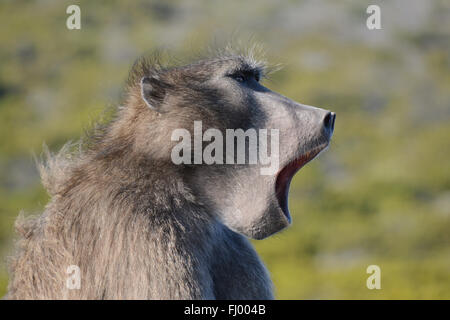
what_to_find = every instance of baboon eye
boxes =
[233,74,246,83]
[230,71,260,84]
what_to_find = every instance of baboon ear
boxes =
[140,76,166,111]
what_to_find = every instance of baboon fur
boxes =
[6,48,334,299]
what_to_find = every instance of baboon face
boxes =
[139,55,335,239]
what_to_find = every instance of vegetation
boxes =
[0,0,449,299]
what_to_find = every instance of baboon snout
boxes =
[291,103,336,141]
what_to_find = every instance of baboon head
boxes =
[129,52,335,240]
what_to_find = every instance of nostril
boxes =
[323,112,332,129]
[323,112,336,134]
[331,112,335,131]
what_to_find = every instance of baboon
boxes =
[5,49,335,299]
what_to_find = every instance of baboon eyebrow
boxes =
[226,64,263,79]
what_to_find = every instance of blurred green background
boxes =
[0,0,449,299]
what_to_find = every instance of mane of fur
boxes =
[6,48,274,300]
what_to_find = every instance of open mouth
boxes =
[275,144,328,222]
